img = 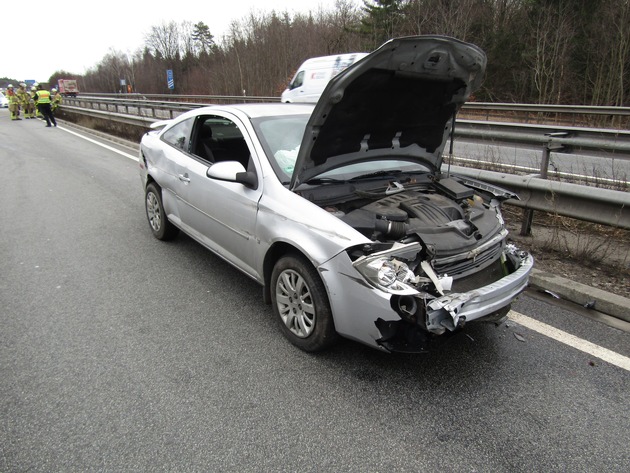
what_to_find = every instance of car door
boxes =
[175,113,263,280]
[153,117,196,227]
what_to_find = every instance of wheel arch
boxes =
[144,173,158,190]
[144,179,180,241]
[262,242,317,305]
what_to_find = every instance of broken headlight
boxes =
[352,242,422,295]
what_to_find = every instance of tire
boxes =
[145,182,179,241]
[271,254,338,352]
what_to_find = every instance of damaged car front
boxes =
[289,35,533,352]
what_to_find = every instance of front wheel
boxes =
[271,254,338,352]
[145,183,179,240]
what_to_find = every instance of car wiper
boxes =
[302,177,347,185]
[348,170,403,182]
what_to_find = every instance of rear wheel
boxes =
[271,254,338,352]
[145,183,179,240]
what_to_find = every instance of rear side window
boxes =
[162,118,194,152]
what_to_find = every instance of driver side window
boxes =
[191,115,252,170]
[290,71,304,90]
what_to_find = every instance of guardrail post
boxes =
[520,132,568,235]
[520,207,535,236]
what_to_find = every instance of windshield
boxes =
[253,115,309,182]
[253,114,432,184]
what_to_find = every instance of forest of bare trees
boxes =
[49,0,630,106]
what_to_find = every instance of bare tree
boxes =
[526,1,575,104]
[430,0,486,40]
[315,0,365,53]
[93,49,132,92]
[145,21,181,61]
[587,0,630,106]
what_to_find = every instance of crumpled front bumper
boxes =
[423,253,533,333]
[318,249,533,352]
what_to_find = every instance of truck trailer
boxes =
[57,79,79,97]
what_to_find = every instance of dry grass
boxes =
[503,206,630,299]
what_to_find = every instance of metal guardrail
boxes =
[60,97,630,231]
[75,94,630,126]
[78,94,630,114]
[456,120,630,155]
[64,94,278,121]
[77,92,281,102]
[64,97,198,122]
[66,96,630,152]
[461,102,630,117]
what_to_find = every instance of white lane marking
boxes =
[58,126,138,161]
[509,311,630,372]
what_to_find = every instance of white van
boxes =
[281,52,368,103]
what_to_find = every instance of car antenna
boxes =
[446,111,456,178]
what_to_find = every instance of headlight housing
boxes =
[352,242,422,295]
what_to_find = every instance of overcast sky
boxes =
[1,0,357,82]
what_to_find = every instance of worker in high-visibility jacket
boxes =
[32,82,43,118]
[6,85,21,120]
[33,84,57,127]
[51,88,62,112]
[17,83,32,119]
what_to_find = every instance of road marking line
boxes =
[58,126,138,161]
[509,311,630,372]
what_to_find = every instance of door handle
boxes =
[178,174,190,183]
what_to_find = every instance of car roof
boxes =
[191,102,314,119]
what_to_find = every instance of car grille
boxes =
[432,240,504,281]
[448,256,506,293]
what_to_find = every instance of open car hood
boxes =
[290,36,487,190]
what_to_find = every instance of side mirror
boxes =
[206,161,258,189]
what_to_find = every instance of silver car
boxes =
[139,36,533,353]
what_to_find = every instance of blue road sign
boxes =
[166,69,174,90]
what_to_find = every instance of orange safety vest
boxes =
[37,90,51,104]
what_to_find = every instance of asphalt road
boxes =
[1,110,629,472]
